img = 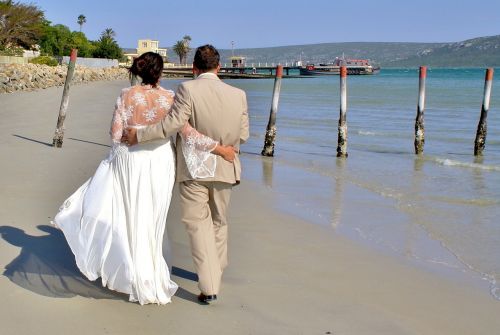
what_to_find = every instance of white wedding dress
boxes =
[52,85,217,305]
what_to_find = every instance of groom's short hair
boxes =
[194,44,220,71]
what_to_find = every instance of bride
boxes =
[52,52,235,305]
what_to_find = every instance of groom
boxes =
[124,45,249,304]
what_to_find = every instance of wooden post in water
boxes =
[52,49,78,148]
[336,66,348,157]
[474,68,494,156]
[130,73,138,86]
[414,66,427,154]
[261,65,283,156]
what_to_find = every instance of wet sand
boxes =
[1,81,500,334]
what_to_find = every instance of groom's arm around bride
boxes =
[124,44,249,303]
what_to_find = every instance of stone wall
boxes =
[59,56,119,68]
[0,63,129,94]
[0,56,28,65]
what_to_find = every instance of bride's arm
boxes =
[180,123,236,162]
[110,90,127,144]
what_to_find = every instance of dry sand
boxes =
[1,81,500,335]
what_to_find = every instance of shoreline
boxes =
[240,151,499,297]
[1,80,499,334]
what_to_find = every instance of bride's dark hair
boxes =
[129,52,164,86]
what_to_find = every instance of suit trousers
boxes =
[179,180,232,295]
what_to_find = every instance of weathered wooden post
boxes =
[414,66,427,154]
[474,68,494,156]
[130,73,138,86]
[52,49,78,148]
[261,65,283,156]
[336,66,348,157]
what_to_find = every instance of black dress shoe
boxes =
[197,293,217,304]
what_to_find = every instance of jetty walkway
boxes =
[163,63,301,78]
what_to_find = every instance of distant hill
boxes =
[163,34,500,68]
[217,42,443,67]
[166,42,442,67]
[385,35,500,67]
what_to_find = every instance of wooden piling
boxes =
[52,49,77,148]
[336,66,348,157]
[261,65,283,157]
[130,74,138,86]
[414,66,427,154]
[474,68,494,156]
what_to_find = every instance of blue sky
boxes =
[27,0,500,50]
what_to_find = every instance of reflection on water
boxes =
[0,225,123,300]
[228,68,500,300]
[261,156,274,188]
[332,158,346,230]
[242,149,500,300]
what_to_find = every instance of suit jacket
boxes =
[137,73,249,184]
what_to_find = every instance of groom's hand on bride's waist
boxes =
[122,128,138,146]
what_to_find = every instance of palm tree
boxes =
[173,40,187,64]
[101,28,116,40]
[94,28,123,59]
[171,35,192,65]
[182,35,191,50]
[77,14,86,32]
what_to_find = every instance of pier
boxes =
[163,60,302,79]
[163,65,301,79]
[220,63,300,76]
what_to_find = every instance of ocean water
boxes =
[162,68,500,299]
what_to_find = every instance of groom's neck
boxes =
[193,65,220,77]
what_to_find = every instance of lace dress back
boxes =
[110,85,218,178]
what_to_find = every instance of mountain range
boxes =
[165,35,500,68]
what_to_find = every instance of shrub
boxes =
[0,46,24,56]
[29,55,59,66]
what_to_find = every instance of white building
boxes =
[123,39,168,64]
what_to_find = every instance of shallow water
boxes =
[162,68,500,299]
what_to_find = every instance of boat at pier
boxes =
[299,57,379,76]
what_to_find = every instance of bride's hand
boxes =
[212,144,238,162]
[121,128,138,146]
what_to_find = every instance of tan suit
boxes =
[137,73,249,295]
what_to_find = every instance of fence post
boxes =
[474,68,494,156]
[414,66,427,154]
[261,65,283,156]
[130,74,138,86]
[336,66,348,157]
[52,49,78,148]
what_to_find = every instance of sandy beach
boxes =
[1,80,500,335]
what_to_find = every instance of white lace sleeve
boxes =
[107,89,130,161]
[110,91,127,144]
[180,123,218,179]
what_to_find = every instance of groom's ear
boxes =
[192,64,201,76]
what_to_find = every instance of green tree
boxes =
[77,14,86,32]
[173,40,185,64]
[173,35,191,64]
[101,28,115,40]
[92,28,123,59]
[70,31,94,57]
[0,0,45,50]
[39,21,96,58]
[39,23,72,56]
